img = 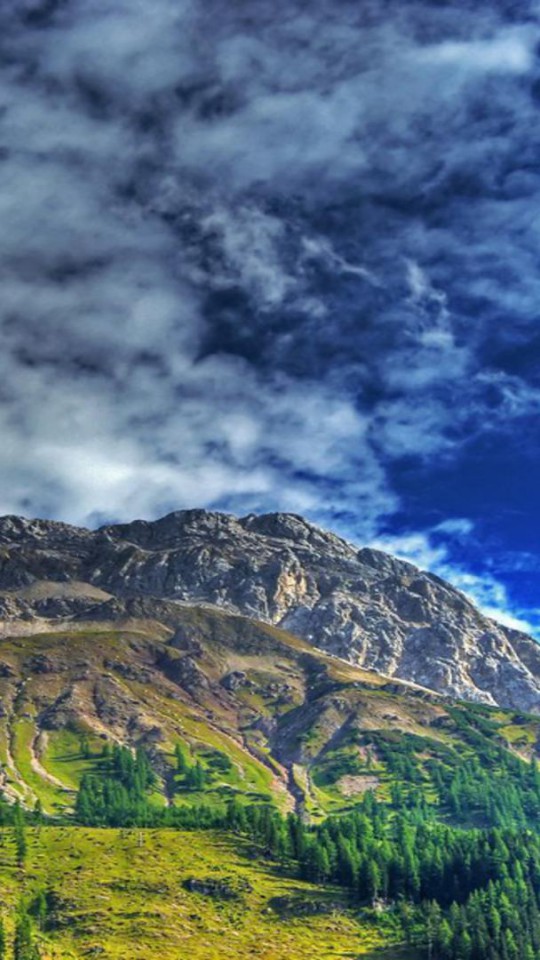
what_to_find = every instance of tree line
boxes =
[71,742,540,959]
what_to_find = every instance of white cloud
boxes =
[433,518,474,537]
[369,532,449,571]
[0,0,539,637]
[301,237,376,283]
[418,33,535,74]
[199,205,298,308]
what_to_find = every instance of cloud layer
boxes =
[1,0,540,627]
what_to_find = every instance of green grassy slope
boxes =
[0,827,417,960]
[0,610,538,824]
[0,607,539,959]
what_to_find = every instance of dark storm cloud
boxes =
[1,0,540,628]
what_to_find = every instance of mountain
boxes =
[0,508,539,822]
[1,511,540,960]
[0,509,539,713]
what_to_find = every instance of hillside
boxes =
[0,510,539,712]
[0,601,538,823]
[0,511,539,959]
[0,827,415,960]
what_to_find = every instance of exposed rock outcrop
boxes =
[0,510,538,712]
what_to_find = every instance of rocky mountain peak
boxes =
[356,547,418,577]
[0,514,86,546]
[0,508,538,713]
[100,509,244,550]
[239,512,350,552]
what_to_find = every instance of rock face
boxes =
[0,509,539,712]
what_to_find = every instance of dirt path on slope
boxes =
[30,730,75,794]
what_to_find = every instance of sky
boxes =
[1,0,540,635]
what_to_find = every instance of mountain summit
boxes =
[0,510,538,712]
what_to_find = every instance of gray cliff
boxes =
[0,509,538,712]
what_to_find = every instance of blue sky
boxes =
[1,0,540,635]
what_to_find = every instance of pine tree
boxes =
[34,890,48,931]
[364,859,381,902]
[302,838,330,883]
[227,797,247,833]
[186,761,206,791]
[33,799,43,827]
[174,743,189,774]
[425,901,443,960]
[14,913,39,960]
[13,804,27,867]
[436,918,453,959]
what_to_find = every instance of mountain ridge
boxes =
[0,508,538,713]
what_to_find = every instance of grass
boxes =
[498,722,539,748]
[0,827,414,960]
[11,718,68,815]
[125,680,281,803]
[0,618,538,957]
[41,729,104,791]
